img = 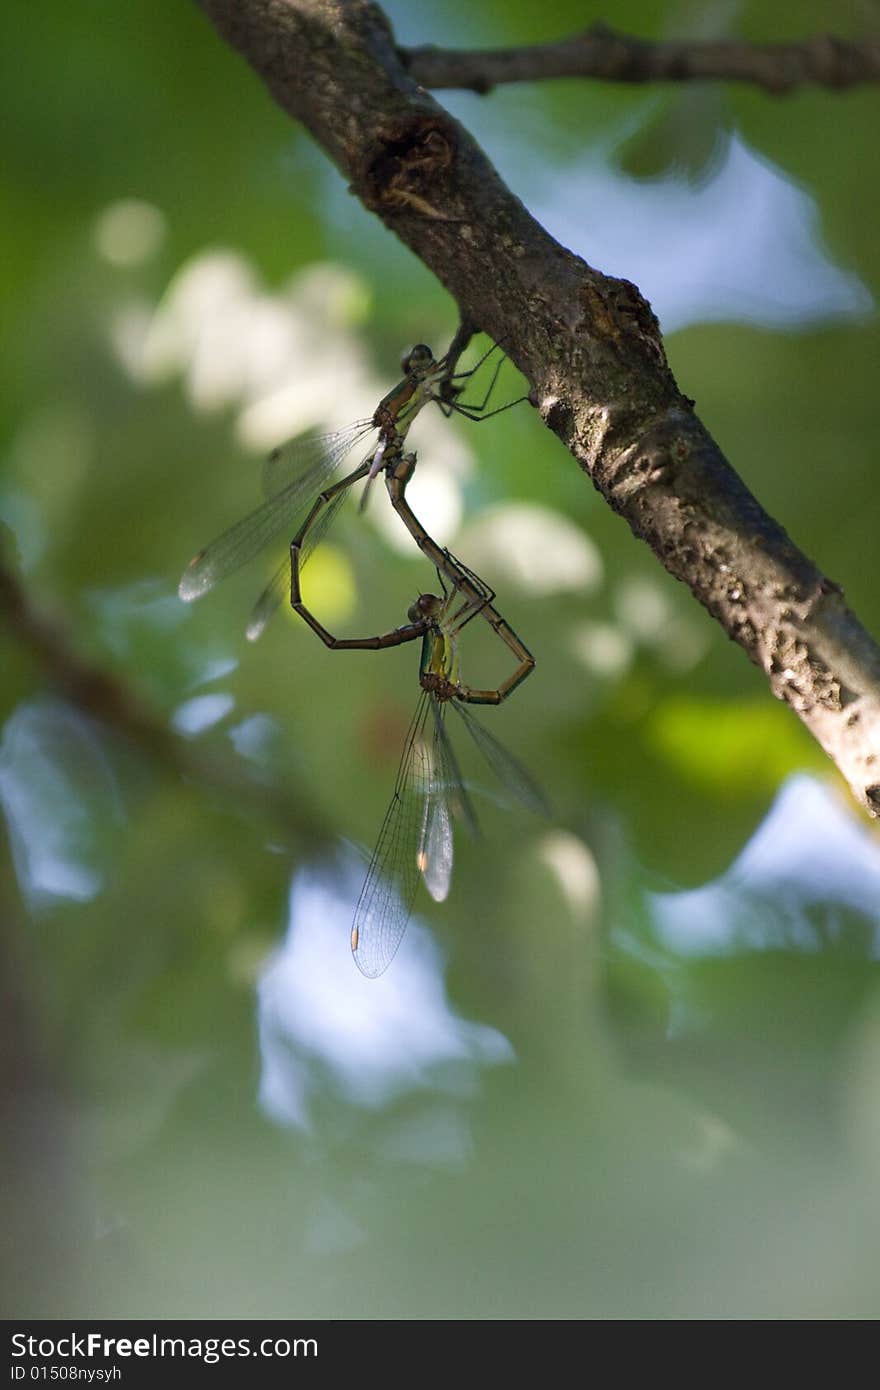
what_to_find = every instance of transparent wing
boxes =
[420,713,455,904]
[178,420,375,603]
[245,559,288,643]
[244,485,354,642]
[351,694,434,979]
[261,419,373,498]
[450,700,552,817]
[419,793,453,903]
[430,700,480,841]
[298,484,354,568]
[418,697,484,902]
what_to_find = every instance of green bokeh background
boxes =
[3,0,880,1319]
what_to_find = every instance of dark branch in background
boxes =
[0,552,326,847]
[0,814,75,1315]
[404,23,880,95]
[194,0,880,818]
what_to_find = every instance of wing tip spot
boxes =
[178,557,208,602]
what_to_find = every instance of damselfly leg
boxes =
[438,339,529,422]
[287,448,535,700]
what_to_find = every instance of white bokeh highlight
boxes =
[257,859,514,1133]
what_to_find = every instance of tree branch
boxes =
[0,550,326,846]
[194,0,880,817]
[403,23,880,96]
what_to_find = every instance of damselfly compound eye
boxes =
[408,592,443,624]
[401,343,434,374]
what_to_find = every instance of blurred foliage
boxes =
[2,0,880,1321]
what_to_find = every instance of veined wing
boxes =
[419,706,455,905]
[178,420,375,603]
[419,787,453,904]
[419,698,480,902]
[430,700,480,836]
[351,693,435,979]
[450,700,551,818]
[245,485,355,642]
[261,418,373,498]
[245,558,288,643]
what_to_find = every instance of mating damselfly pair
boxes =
[179,331,548,976]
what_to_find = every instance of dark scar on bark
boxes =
[360,116,458,212]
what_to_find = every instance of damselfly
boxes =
[350,580,548,979]
[289,448,535,699]
[177,334,515,638]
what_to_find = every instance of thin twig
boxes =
[404,24,880,96]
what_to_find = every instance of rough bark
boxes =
[194,0,880,817]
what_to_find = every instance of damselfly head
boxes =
[401,343,434,375]
[408,592,444,625]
